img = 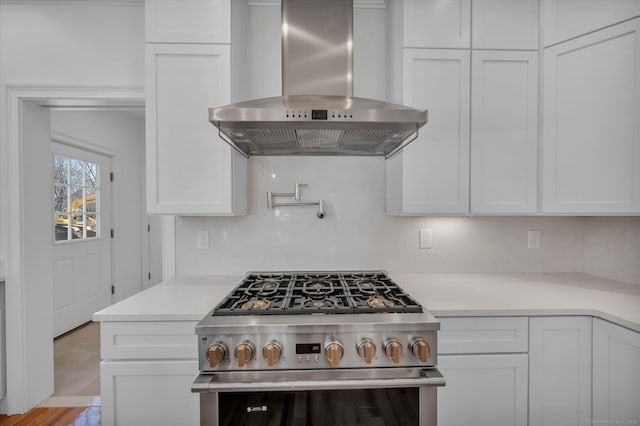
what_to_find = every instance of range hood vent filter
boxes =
[219,126,419,157]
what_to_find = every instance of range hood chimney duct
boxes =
[209,0,428,158]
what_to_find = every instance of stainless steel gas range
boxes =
[191,271,445,426]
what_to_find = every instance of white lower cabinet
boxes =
[438,354,528,426]
[529,316,592,426]
[593,318,640,425]
[101,360,199,426]
[99,320,200,426]
[437,317,528,426]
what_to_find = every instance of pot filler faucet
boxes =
[267,183,325,219]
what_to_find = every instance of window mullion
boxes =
[66,161,72,241]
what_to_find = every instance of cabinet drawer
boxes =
[438,317,528,354]
[101,321,198,360]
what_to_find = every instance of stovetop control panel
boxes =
[198,329,438,372]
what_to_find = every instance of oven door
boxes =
[192,367,444,426]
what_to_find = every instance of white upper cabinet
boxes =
[145,0,231,44]
[146,43,247,215]
[543,0,640,47]
[403,0,471,48]
[472,0,539,50]
[387,49,470,215]
[471,50,538,214]
[542,19,640,214]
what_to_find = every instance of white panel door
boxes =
[389,49,470,215]
[542,19,640,214]
[529,317,592,426]
[146,43,247,215]
[471,50,538,214]
[52,142,111,337]
[543,0,640,46]
[593,318,640,425]
[403,0,471,48]
[472,0,538,50]
[438,354,528,426]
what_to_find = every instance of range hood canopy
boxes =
[210,0,427,158]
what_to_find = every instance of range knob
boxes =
[234,342,255,368]
[207,342,227,368]
[384,338,403,364]
[324,341,344,367]
[262,341,283,367]
[410,338,431,363]
[357,338,377,364]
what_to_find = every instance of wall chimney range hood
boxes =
[209,0,428,158]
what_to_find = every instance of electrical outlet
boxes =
[419,229,433,249]
[528,230,540,249]
[196,230,210,249]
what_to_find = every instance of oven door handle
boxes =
[192,368,445,393]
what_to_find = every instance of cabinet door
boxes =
[543,0,640,47]
[146,43,247,215]
[438,354,528,426]
[101,360,199,426]
[387,49,470,215]
[593,318,640,425]
[529,317,592,426]
[403,0,471,48]
[471,51,538,214]
[542,19,640,214]
[472,0,538,50]
[145,0,231,44]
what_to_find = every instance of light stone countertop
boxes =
[93,273,640,333]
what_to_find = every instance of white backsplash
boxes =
[582,217,640,285]
[173,156,630,280]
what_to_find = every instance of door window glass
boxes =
[53,154,100,242]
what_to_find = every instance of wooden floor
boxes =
[0,323,102,425]
[0,407,100,425]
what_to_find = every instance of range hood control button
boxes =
[234,342,255,368]
[262,341,283,367]
[324,341,344,367]
[410,338,430,363]
[207,342,227,368]
[357,338,376,364]
[384,339,403,364]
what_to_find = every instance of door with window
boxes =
[52,142,112,336]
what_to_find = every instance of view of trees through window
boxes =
[53,154,100,242]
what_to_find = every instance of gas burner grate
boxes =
[212,271,423,316]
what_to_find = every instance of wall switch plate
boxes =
[419,229,433,249]
[196,230,210,249]
[528,230,540,249]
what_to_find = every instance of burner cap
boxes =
[242,300,269,310]
[368,296,395,308]
[303,280,334,298]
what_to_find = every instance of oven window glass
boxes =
[219,388,419,425]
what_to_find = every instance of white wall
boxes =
[0,0,144,414]
[50,110,146,302]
